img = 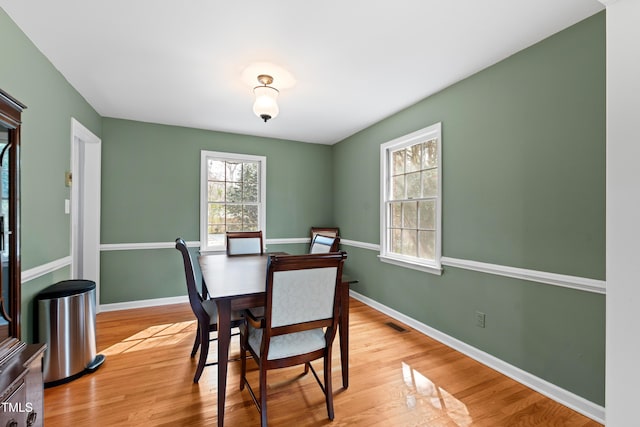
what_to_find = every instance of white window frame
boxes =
[200,150,267,253]
[379,122,442,275]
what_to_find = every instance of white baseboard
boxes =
[349,290,605,424]
[99,295,188,312]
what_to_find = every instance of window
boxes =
[380,123,442,274]
[200,151,266,252]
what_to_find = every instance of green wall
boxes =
[1,8,101,339]
[333,13,605,404]
[99,118,334,303]
[1,4,606,408]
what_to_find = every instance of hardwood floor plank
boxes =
[43,299,601,426]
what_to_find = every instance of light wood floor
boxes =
[43,299,602,426]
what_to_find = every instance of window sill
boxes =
[378,254,443,275]
[199,248,226,255]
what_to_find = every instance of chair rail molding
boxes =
[265,237,309,245]
[339,239,380,251]
[22,256,72,283]
[339,239,606,294]
[97,238,605,295]
[440,257,606,294]
[100,241,200,251]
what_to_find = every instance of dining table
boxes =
[198,252,355,427]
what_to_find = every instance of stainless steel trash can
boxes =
[36,280,105,387]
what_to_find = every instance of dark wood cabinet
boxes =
[0,89,46,426]
[0,345,45,427]
[0,88,23,358]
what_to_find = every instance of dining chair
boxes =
[226,230,264,256]
[239,252,347,427]
[175,238,244,383]
[309,233,340,253]
[310,226,339,241]
[309,227,339,253]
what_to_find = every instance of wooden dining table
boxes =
[198,252,354,427]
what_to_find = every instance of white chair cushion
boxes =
[310,235,336,253]
[248,325,326,360]
[202,299,217,324]
[310,243,331,253]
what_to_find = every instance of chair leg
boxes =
[240,328,247,391]
[260,367,268,427]
[324,350,334,420]
[193,325,209,383]
[191,321,201,358]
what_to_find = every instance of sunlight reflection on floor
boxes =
[402,361,473,427]
[100,320,195,356]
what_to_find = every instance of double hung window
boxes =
[200,151,266,252]
[380,123,442,274]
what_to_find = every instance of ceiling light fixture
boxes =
[253,74,279,123]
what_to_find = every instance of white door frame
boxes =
[70,118,102,307]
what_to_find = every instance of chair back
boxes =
[310,226,340,241]
[175,238,207,321]
[264,252,346,334]
[226,231,264,256]
[310,234,340,253]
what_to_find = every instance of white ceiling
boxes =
[1,1,604,145]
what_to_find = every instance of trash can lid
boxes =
[36,280,96,300]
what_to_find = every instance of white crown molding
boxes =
[21,256,72,283]
[597,0,618,6]
[349,290,605,424]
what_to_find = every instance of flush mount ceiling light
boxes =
[253,74,279,123]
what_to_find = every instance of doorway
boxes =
[70,118,101,307]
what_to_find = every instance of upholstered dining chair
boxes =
[309,234,340,253]
[239,252,347,427]
[310,226,339,241]
[175,238,244,382]
[309,227,339,253]
[226,230,264,256]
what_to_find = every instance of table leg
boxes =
[339,281,349,389]
[216,299,232,427]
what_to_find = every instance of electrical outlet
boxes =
[475,311,486,328]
